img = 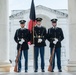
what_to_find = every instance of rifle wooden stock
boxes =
[48,46,55,72]
[14,47,21,72]
[14,61,18,72]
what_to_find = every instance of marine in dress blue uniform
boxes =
[14,20,31,72]
[47,19,64,72]
[33,18,47,72]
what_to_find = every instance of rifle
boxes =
[48,45,55,72]
[14,46,21,72]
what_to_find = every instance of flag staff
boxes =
[28,0,36,70]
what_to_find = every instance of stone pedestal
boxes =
[66,0,76,72]
[0,0,11,72]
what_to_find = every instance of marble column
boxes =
[0,0,11,72]
[66,0,76,72]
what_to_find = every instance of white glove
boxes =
[38,39,42,43]
[19,39,25,44]
[53,38,58,44]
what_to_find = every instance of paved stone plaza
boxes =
[0,72,76,75]
[0,67,76,75]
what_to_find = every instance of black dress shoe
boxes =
[59,69,62,72]
[34,70,38,72]
[51,70,54,72]
[25,70,27,72]
[42,69,45,72]
[18,70,21,72]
